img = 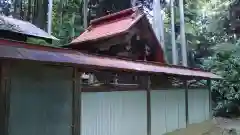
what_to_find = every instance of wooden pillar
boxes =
[72,68,82,135]
[79,72,82,135]
[0,61,10,135]
[146,76,151,135]
[207,79,212,119]
[184,80,189,126]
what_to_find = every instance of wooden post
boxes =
[146,76,151,135]
[79,72,82,135]
[207,79,212,119]
[0,61,10,135]
[72,68,82,135]
[0,63,5,135]
[184,80,189,126]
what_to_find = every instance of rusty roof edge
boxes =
[78,51,221,79]
[0,39,221,79]
[0,38,222,77]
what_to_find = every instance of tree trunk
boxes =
[47,0,53,34]
[27,0,32,21]
[83,0,88,28]
[32,0,37,23]
[179,0,188,66]
[14,0,21,19]
[131,0,137,7]
[33,0,48,30]
[19,0,24,20]
[59,0,64,26]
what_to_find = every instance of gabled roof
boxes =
[70,7,141,44]
[0,15,58,41]
[68,7,166,63]
[0,39,221,79]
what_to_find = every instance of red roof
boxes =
[69,7,166,63]
[71,7,143,44]
[0,39,221,79]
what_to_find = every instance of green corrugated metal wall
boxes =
[8,62,73,135]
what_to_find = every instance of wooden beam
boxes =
[79,72,82,135]
[72,68,81,135]
[93,34,131,51]
[146,76,151,135]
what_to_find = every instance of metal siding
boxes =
[151,90,186,135]
[81,91,147,135]
[8,63,73,135]
[188,89,210,124]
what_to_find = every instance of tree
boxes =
[51,0,85,44]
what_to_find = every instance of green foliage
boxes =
[26,37,57,47]
[161,0,240,116]
[203,40,240,116]
[52,0,85,45]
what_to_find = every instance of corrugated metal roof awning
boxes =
[0,39,221,79]
[0,16,58,40]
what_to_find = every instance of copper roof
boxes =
[70,7,142,44]
[0,39,221,79]
[0,16,58,40]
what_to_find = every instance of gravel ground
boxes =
[214,117,240,135]
[164,117,240,135]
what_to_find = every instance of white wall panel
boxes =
[151,89,186,135]
[82,91,147,135]
[188,89,210,124]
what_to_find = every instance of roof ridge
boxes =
[90,7,139,26]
